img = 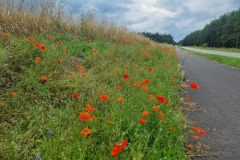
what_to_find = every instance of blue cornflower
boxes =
[46,130,53,135]
[36,156,41,160]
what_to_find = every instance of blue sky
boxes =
[59,0,240,42]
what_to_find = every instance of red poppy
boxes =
[185,97,190,102]
[186,144,193,150]
[116,86,121,90]
[11,92,18,97]
[133,82,141,87]
[57,59,61,64]
[108,119,113,124]
[148,67,153,71]
[141,85,148,91]
[190,82,199,90]
[82,73,87,78]
[139,118,146,124]
[80,128,92,136]
[87,39,92,43]
[63,53,68,56]
[111,140,128,157]
[193,127,200,133]
[72,93,79,99]
[40,76,47,81]
[100,94,109,101]
[158,112,165,119]
[3,33,9,37]
[41,44,46,51]
[164,99,169,104]
[157,96,165,103]
[117,97,124,102]
[34,57,41,62]
[143,111,150,117]
[123,74,130,78]
[192,135,200,140]
[199,130,206,136]
[85,104,96,111]
[57,41,62,46]
[169,127,174,131]
[34,42,42,49]
[79,112,91,121]
[170,78,174,82]
[47,35,52,40]
[152,106,160,111]
[77,66,85,71]
[142,79,151,84]
[26,36,34,41]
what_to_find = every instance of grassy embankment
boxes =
[0,0,201,159]
[190,46,240,53]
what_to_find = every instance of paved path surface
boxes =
[181,47,240,58]
[177,48,240,160]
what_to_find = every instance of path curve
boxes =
[181,47,240,58]
[177,48,240,160]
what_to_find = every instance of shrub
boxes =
[200,43,208,47]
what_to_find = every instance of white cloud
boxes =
[175,18,196,29]
[60,0,240,42]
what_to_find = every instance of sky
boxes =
[59,0,240,42]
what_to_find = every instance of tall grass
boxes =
[0,0,152,45]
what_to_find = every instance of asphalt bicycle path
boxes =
[181,47,240,59]
[177,48,240,160]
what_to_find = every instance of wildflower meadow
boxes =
[0,0,205,159]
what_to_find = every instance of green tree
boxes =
[141,32,175,44]
[180,8,240,48]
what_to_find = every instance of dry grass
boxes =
[0,0,153,45]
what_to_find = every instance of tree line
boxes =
[140,32,175,45]
[179,8,240,48]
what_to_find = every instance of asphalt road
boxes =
[177,48,240,160]
[181,47,240,58]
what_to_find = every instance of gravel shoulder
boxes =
[177,48,240,160]
[181,47,240,58]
